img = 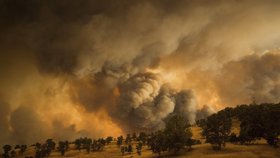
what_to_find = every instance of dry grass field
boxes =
[17,140,280,158]
[11,126,280,158]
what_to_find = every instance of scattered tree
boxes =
[127,144,133,154]
[200,112,232,150]
[106,136,113,144]
[164,113,193,154]
[10,150,16,157]
[136,142,142,155]
[117,136,123,147]
[2,144,12,158]
[58,141,68,156]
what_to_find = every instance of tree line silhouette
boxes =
[197,103,280,150]
[1,103,280,157]
[1,113,200,158]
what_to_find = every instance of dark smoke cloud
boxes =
[70,64,132,112]
[0,0,280,145]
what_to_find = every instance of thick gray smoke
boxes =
[214,52,280,106]
[0,0,280,145]
[112,72,197,132]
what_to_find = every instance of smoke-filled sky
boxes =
[0,0,280,145]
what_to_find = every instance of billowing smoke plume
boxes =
[70,71,198,132]
[1,0,280,145]
[112,72,197,132]
[214,52,280,106]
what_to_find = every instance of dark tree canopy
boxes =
[149,113,193,156]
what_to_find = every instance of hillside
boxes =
[7,126,280,158]
[16,144,280,158]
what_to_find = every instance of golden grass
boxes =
[17,142,280,158]
[14,126,280,158]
